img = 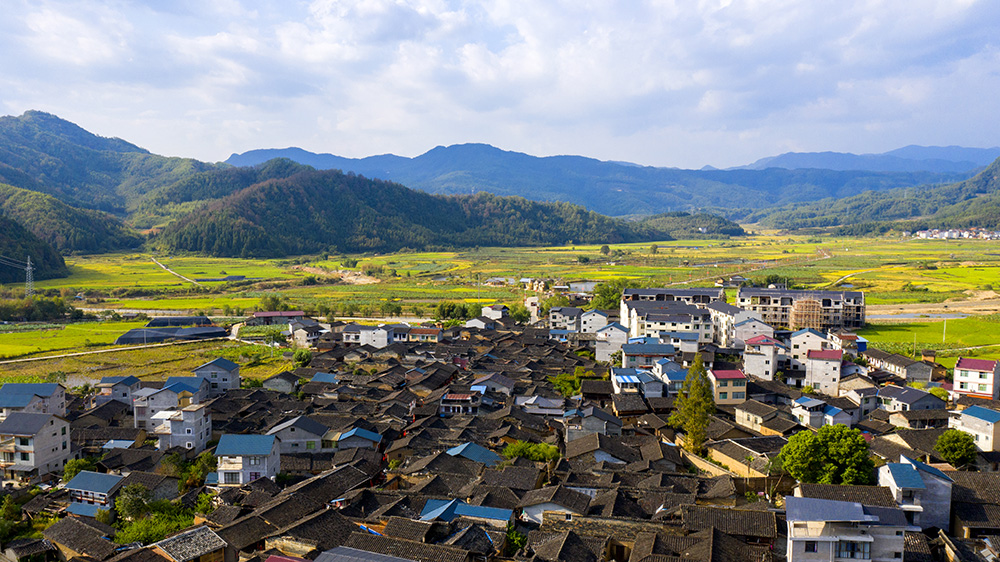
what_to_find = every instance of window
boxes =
[894,553,902,559]
[733,392,745,399]
[224,472,240,484]
[306,441,316,450]
[18,438,29,446]
[20,452,29,461]
[981,373,988,379]
[805,541,817,553]
[981,384,989,392]
[186,442,193,449]
[718,380,728,387]
[186,428,193,434]
[62,441,66,450]
[960,382,968,390]
[248,457,261,466]
[720,392,728,400]
[836,541,870,559]
[62,427,66,435]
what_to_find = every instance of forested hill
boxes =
[225,144,974,217]
[0,216,67,283]
[743,155,1000,232]
[639,212,745,237]
[0,184,143,253]
[153,169,670,257]
[0,111,224,215]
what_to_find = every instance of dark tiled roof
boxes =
[343,532,469,562]
[217,516,279,550]
[903,532,934,562]
[796,483,897,507]
[564,433,641,463]
[381,517,435,542]
[43,517,118,561]
[680,505,777,539]
[272,508,357,553]
[518,485,591,515]
[154,526,226,562]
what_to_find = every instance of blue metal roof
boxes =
[216,434,276,456]
[822,405,844,417]
[0,383,61,407]
[885,463,926,489]
[659,331,699,341]
[621,343,676,356]
[311,372,339,383]
[196,357,239,371]
[794,397,825,408]
[340,427,382,443]
[102,440,136,449]
[419,499,512,523]
[964,405,1000,424]
[785,496,873,523]
[615,375,641,384]
[446,442,502,466]
[901,455,954,483]
[65,470,123,494]
[99,376,140,386]
[67,502,105,517]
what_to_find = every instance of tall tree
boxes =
[779,424,875,485]
[669,354,715,455]
[935,429,977,469]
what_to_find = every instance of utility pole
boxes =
[25,256,34,296]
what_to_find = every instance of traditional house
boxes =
[65,470,124,517]
[150,403,212,453]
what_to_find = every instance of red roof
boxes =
[807,349,843,361]
[410,327,442,335]
[444,394,473,400]
[252,311,305,318]
[711,369,746,380]
[745,335,782,346]
[956,357,998,372]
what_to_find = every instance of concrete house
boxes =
[707,369,747,405]
[876,385,945,412]
[92,376,141,408]
[214,434,281,486]
[953,357,1000,400]
[784,496,906,562]
[481,304,509,320]
[805,349,843,394]
[621,342,676,369]
[193,357,241,396]
[549,307,583,332]
[267,416,331,454]
[792,397,852,429]
[951,405,1000,452]
[64,470,124,517]
[0,412,71,484]
[736,287,866,331]
[742,335,787,381]
[595,322,629,362]
[653,359,687,393]
[562,406,622,443]
[580,309,609,333]
[150,403,212,453]
[706,301,761,348]
[878,456,953,531]
[133,381,203,430]
[334,427,382,450]
[733,317,774,349]
[610,368,663,398]
[0,383,67,420]
[789,329,830,371]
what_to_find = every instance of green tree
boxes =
[539,295,570,316]
[502,441,560,462]
[649,244,658,254]
[779,424,875,485]
[195,492,216,515]
[115,484,152,521]
[0,495,19,521]
[935,429,977,469]
[590,278,640,310]
[505,523,528,556]
[600,245,610,256]
[95,508,114,525]
[508,303,531,323]
[929,387,949,401]
[63,458,96,482]
[669,354,715,455]
[293,349,312,367]
[576,255,590,264]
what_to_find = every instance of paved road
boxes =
[151,256,203,287]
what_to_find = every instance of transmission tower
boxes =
[25,256,34,296]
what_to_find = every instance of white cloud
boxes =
[0,0,997,168]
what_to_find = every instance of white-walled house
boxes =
[785,496,907,562]
[953,357,1000,400]
[742,335,787,381]
[0,384,67,420]
[93,376,141,408]
[878,456,953,532]
[580,310,610,333]
[0,412,71,484]
[150,403,212,453]
[214,434,281,486]
[595,323,629,363]
[133,383,200,430]
[804,349,843,394]
[951,405,1000,452]
[192,358,241,397]
[267,416,332,454]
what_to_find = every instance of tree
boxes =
[669,354,715,455]
[63,458,96,482]
[293,349,312,367]
[505,523,528,556]
[600,245,610,256]
[503,441,560,462]
[0,495,19,521]
[779,424,875,485]
[590,278,640,310]
[577,255,590,264]
[115,484,152,521]
[649,244,658,254]
[95,508,114,525]
[508,303,530,324]
[929,387,949,401]
[539,295,570,317]
[936,429,977,469]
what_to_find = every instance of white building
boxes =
[0,413,71,484]
[0,384,67,420]
[950,405,1000,452]
[804,349,843,394]
[580,310,610,333]
[266,416,333,454]
[150,403,212,453]
[953,357,1000,400]
[193,358,241,396]
[214,434,281,486]
[742,335,787,381]
[133,382,203,430]
[785,496,907,562]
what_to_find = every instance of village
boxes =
[1,284,998,562]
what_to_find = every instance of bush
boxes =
[502,441,560,462]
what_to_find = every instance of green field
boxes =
[0,321,146,359]
[860,315,1000,368]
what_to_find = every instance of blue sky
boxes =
[1,0,998,168]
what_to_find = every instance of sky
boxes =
[1,0,998,169]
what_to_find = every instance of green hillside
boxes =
[0,216,68,283]
[153,169,670,257]
[638,212,745,238]
[0,184,143,253]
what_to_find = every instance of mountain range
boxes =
[0,110,999,271]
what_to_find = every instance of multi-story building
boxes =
[736,288,865,331]
[580,310,610,333]
[150,403,212,453]
[621,301,713,343]
[0,383,67,420]
[192,358,240,397]
[707,369,747,405]
[742,335,787,381]
[951,405,1000,452]
[804,349,843,394]
[92,376,141,408]
[214,434,281,486]
[619,287,724,314]
[0,412,71,484]
[878,456,953,531]
[64,470,124,517]
[953,357,1000,400]
[548,307,583,332]
[706,301,761,348]
[266,416,332,454]
[785,496,907,562]
[133,382,203,430]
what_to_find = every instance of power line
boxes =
[0,254,35,295]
